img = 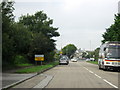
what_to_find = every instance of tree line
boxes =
[2,1,60,68]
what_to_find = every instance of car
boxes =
[86,58,90,61]
[71,57,77,62]
[90,58,95,61]
[59,55,69,65]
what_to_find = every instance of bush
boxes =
[14,55,29,65]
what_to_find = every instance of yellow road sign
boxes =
[35,55,44,61]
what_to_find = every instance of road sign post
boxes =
[35,55,44,65]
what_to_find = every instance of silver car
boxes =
[59,55,69,65]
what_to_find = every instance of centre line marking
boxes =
[94,74,102,79]
[103,79,118,88]
[89,70,94,74]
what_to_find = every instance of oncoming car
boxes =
[71,57,78,62]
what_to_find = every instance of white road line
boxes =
[89,70,94,74]
[94,74,102,79]
[83,67,118,88]
[103,79,118,88]
[83,67,89,71]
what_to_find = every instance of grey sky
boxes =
[13,0,119,50]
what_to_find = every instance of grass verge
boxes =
[86,61,98,65]
[15,61,59,73]
[16,63,33,67]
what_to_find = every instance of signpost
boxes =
[35,55,44,65]
[60,51,63,55]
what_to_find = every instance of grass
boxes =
[87,61,98,65]
[16,63,33,67]
[15,61,59,73]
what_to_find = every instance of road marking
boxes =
[83,67,89,70]
[94,74,102,79]
[103,79,118,88]
[33,74,53,88]
[88,70,94,74]
[83,67,118,88]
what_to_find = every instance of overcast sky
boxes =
[13,0,119,50]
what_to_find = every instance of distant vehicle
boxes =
[90,58,95,61]
[59,55,69,65]
[86,58,90,61]
[98,41,120,71]
[71,57,77,62]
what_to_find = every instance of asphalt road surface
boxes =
[13,60,119,89]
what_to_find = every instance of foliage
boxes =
[19,11,60,38]
[85,48,100,61]
[19,11,60,62]
[102,14,120,43]
[62,44,77,58]
[12,23,32,54]
[82,52,88,58]
[94,48,100,61]
[14,55,29,65]
[2,1,60,69]
[2,1,15,65]
[54,53,60,61]
[85,51,94,58]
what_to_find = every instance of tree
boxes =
[19,11,60,39]
[102,14,120,43]
[12,23,32,54]
[94,48,100,61]
[2,1,60,68]
[2,1,15,65]
[62,44,77,58]
[19,11,60,62]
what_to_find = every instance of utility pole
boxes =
[90,40,91,51]
[118,1,120,14]
[90,40,91,58]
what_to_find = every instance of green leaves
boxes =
[19,11,60,62]
[2,1,60,67]
[102,14,120,43]
[19,11,60,38]
[62,44,77,58]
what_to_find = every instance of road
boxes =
[12,60,119,89]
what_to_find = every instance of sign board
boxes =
[35,55,44,61]
[60,51,63,54]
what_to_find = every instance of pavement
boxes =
[2,64,57,90]
[2,73,37,89]
[11,60,119,89]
